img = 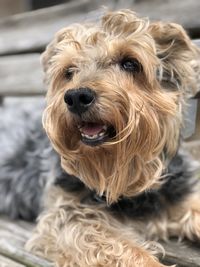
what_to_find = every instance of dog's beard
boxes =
[43,85,181,204]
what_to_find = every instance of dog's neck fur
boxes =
[54,149,195,219]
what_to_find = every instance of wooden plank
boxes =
[161,240,200,267]
[0,0,200,55]
[132,0,200,37]
[0,218,33,241]
[0,54,44,96]
[0,239,54,267]
[0,218,53,267]
[0,0,102,55]
[0,255,25,267]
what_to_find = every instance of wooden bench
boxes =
[0,1,200,266]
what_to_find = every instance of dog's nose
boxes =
[64,87,96,115]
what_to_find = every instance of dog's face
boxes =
[42,10,199,203]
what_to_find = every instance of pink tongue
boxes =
[81,123,104,136]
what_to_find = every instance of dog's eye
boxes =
[121,58,142,73]
[64,68,75,81]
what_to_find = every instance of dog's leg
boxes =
[167,193,200,241]
[146,192,200,242]
[26,188,170,267]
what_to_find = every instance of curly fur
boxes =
[1,9,200,267]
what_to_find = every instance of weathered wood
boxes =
[0,0,101,55]
[132,0,200,37]
[0,239,54,267]
[0,218,53,267]
[0,54,44,96]
[0,0,200,55]
[0,255,25,267]
[161,240,200,267]
[0,218,33,241]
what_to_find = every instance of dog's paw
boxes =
[181,207,200,241]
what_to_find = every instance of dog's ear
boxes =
[41,24,89,85]
[149,22,200,97]
[41,28,70,87]
[41,26,82,86]
[41,28,69,74]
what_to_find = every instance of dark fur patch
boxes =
[55,152,197,219]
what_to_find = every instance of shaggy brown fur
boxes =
[26,10,200,267]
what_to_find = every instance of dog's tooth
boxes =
[85,135,91,139]
[99,132,105,137]
[89,134,98,139]
[83,134,97,140]
[103,125,108,131]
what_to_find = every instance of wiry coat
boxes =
[1,9,200,267]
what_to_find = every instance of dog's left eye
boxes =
[120,58,142,73]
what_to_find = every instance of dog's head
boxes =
[42,10,200,203]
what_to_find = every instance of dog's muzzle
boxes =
[64,87,116,146]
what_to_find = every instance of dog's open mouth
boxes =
[78,122,116,146]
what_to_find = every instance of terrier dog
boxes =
[1,9,200,267]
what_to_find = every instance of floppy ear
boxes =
[41,28,69,74]
[41,23,90,85]
[149,22,200,97]
[40,25,83,86]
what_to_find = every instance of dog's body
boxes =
[1,9,200,267]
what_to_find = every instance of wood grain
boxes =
[0,54,44,96]
[0,219,53,267]
[0,0,200,55]
[161,240,200,267]
[0,255,25,267]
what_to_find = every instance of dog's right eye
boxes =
[64,68,74,81]
[120,58,142,74]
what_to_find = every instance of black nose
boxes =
[64,87,96,115]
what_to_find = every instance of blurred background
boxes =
[0,0,71,17]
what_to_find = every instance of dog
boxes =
[1,9,200,267]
